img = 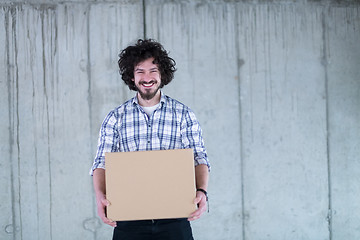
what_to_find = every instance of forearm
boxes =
[188,164,209,221]
[92,168,116,226]
[195,164,209,191]
[93,168,106,199]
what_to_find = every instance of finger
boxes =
[109,222,117,227]
[188,206,205,221]
[97,207,116,227]
[103,218,117,227]
[188,199,207,221]
[99,212,116,227]
[188,210,201,221]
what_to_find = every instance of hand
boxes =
[96,194,117,227]
[188,191,207,221]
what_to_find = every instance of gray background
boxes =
[1,0,359,239]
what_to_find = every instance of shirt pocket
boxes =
[156,120,183,150]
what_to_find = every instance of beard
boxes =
[135,81,161,100]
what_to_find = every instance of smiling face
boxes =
[132,57,162,106]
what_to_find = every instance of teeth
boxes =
[143,83,154,87]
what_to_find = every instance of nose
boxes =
[143,72,153,82]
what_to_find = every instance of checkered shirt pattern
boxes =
[90,93,210,175]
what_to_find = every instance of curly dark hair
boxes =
[118,39,177,91]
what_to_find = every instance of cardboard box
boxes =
[105,149,197,221]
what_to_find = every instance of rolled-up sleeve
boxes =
[89,111,119,176]
[181,110,210,171]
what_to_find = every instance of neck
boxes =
[137,91,161,107]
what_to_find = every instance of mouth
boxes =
[142,83,154,88]
[140,81,156,88]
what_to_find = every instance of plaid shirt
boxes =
[90,93,209,175]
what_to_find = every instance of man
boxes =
[90,39,210,240]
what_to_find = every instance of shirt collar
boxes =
[131,90,166,106]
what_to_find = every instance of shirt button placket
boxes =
[147,120,151,147]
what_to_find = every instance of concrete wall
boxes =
[1,0,359,239]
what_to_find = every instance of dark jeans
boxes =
[112,218,194,240]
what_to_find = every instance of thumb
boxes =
[101,198,110,207]
[193,196,201,204]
